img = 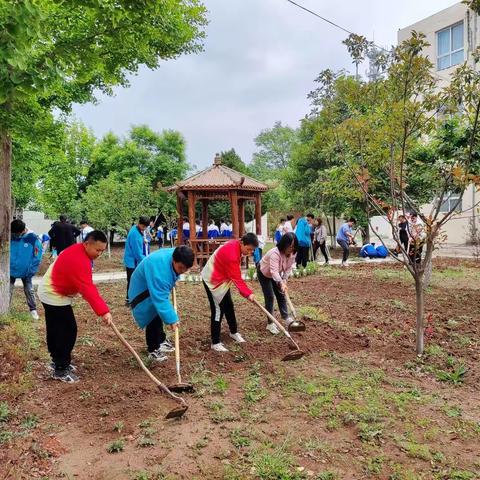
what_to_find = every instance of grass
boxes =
[107,438,125,453]
[230,428,251,448]
[243,364,267,403]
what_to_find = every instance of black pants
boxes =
[296,245,310,268]
[256,266,288,323]
[203,281,237,344]
[145,315,166,352]
[337,239,350,263]
[43,303,77,370]
[126,267,136,302]
[313,241,329,263]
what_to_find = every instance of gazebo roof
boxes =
[167,154,268,192]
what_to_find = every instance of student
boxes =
[284,214,294,233]
[207,220,220,238]
[143,219,155,256]
[313,217,329,264]
[220,218,228,236]
[9,219,43,320]
[129,246,194,362]
[48,215,81,254]
[79,220,94,242]
[407,213,425,264]
[201,233,258,352]
[274,218,286,244]
[41,233,50,255]
[124,216,150,303]
[257,232,298,335]
[38,231,112,383]
[394,214,409,256]
[336,217,356,266]
[226,221,233,237]
[182,217,190,241]
[195,219,202,238]
[156,225,164,248]
[294,213,315,268]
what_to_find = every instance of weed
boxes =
[302,437,331,455]
[230,428,251,448]
[424,344,444,357]
[78,335,95,346]
[132,471,150,480]
[252,444,304,480]
[442,404,462,418]
[0,430,14,444]
[317,473,337,480]
[436,364,467,385]
[137,436,155,448]
[21,414,39,430]
[113,421,124,433]
[365,456,384,475]
[444,471,476,480]
[244,364,267,403]
[358,422,383,444]
[213,375,229,394]
[138,419,152,428]
[79,390,92,400]
[297,306,329,323]
[0,401,10,422]
[100,409,109,417]
[399,441,431,461]
[107,439,125,453]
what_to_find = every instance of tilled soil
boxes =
[2,259,480,479]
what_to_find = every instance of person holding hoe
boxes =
[257,232,299,335]
[336,217,357,267]
[38,231,112,383]
[128,246,195,362]
[202,232,258,352]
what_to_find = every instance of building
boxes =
[396,2,480,244]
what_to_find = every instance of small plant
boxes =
[443,404,462,418]
[317,473,337,480]
[0,430,14,444]
[247,266,256,281]
[21,414,39,430]
[243,364,267,403]
[138,419,152,429]
[137,436,155,448]
[436,364,467,385]
[79,390,92,400]
[100,409,109,417]
[0,402,10,422]
[213,375,229,394]
[365,456,384,475]
[107,439,125,453]
[132,471,150,480]
[230,428,251,448]
[400,441,431,461]
[113,421,124,433]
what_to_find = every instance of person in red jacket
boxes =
[201,232,258,352]
[38,230,112,383]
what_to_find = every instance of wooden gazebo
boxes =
[167,153,268,266]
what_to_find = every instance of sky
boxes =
[72,0,459,171]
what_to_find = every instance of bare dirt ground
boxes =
[2,259,480,479]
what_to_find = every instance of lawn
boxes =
[1,259,479,479]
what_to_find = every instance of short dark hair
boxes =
[286,214,294,221]
[277,232,298,254]
[348,217,357,223]
[11,219,26,234]
[85,230,107,243]
[139,216,150,227]
[220,218,225,223]
[410,212,418,217]
[80,220,88,226]
[59,214,67,222]
[240,232,259,247]
[173,245,194,268]
[280,218,286,223]
[306,213,314,219]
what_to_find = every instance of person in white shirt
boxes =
[207,220,219,233]
[79,221,94,242]
[220,218,228,235]
[283,214,294,233]
[195,219,202,236]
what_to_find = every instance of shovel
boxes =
[110,321,188,419]
[252,299,305,361]
[168,287,195,394]
[284,292,306,332]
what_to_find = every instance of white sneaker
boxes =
[229,332,246,343]
[159,340,175,353]
[148,350,168,362]
[266,323,280,335]
[211,342,229,352]
[30,310,40,320]
[284,316,295,327]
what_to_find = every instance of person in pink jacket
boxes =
[256,232,298,335]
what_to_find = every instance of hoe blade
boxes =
[281,349,305,362]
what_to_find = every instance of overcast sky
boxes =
[73,0,458,171]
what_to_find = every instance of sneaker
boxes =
[148,350,169,362]
[266,323,280,335]
[47,362,77,373]
[51,369,79,383]
[229,332,246,343]
[30,310,40,320]
[159,340,175,353]
[211,342,229,352]
[284,316,295,327]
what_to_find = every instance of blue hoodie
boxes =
[128,248,179,329]
[123,225,146,269]
[10,232,43,278]
[295,217,312,248]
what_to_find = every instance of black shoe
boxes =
[47,362,77,373]
[51,369,79,383]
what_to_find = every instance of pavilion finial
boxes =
[214,153,222,165]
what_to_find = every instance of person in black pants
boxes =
[48,215,81,255]
[394,215,409,256]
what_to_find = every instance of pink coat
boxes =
[259,247,295,283]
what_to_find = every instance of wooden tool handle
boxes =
[172,288,182,383]
[110,321,185,405]
[285,292,297,319]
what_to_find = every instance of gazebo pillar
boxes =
[255,193,262,235]
[176,192,183,246]
[238,199,245,237]
[201,200,208,239]
[188,191,196,242]
[229,190,239,238]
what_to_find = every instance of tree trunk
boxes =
[0,131,12,315]
[414,276,425,356]
[364,204,371,244]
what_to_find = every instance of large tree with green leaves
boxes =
[0,0,206,313]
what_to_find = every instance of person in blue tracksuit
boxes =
[129,246,194,362]
[336,217,357,266]
[123,216,150,303]
[294,213,315,268]
[10,219,43,319]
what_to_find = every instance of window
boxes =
[439,193,462,213]
[437,22,464,70]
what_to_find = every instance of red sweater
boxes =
[38,243,109,316]
[201,239,252,302]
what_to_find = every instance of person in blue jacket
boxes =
[129,246,194,362]
[336,217,357,266]
[123,216,150,304]
[294,213,315,268]
[10,219,43,320]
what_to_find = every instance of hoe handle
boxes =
[172,288,182,384]
[110,321,186,406]
[285,292,297,319]
[252,298,300,351]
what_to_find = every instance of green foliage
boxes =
[243,364,267,403]
[107,439,125,453]
[0,402,10,422]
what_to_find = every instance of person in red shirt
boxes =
[201,233,258,352]
[38,230,112,383]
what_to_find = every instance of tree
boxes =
[219,148,250,174]
[0,0,207,313]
